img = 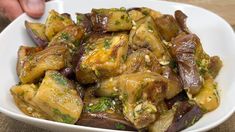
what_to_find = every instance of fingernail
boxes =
[26,0,44,11]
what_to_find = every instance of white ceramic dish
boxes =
[0,0,235,132]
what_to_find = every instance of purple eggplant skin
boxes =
[174,10,190,33]
[60,67,75,79]
[165,91,188,109]
[208,56,223,78]
[76,112,136,131]
[76,13,93,34]
[171,33,202,95]
[25,21,48,48]
[166,101,204,132]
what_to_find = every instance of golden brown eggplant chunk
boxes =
[76,13,93,33]
[91,8,132,32]
[18,45,68,84]
[171,33,202,95]
[162,66,183,99]
[10,84,50,119]
[124,49,162,74]
[45,10,74,40]
[193,75,219,112]
[208,56,223,78]
[25,21,48,47]
[149,101,203,132]
[129,16,171,65]
[96,72,168,129]
[75,33,129,84]
[174,10,190,33]
[17,46,43,76]
[155,15,180,42]
[33,71,83,124]
[127,7,162,22]
[48,25,84,49]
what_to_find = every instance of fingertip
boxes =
[20,0,45,18]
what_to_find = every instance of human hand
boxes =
[0,0,45,21]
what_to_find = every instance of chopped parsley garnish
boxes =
[115,20,121,25]
[51,72,67,86]
[53,108,75,123]
[85,97,113,113]
[60,32,70,40]
[76,15,84,24]
[104,39,111,49]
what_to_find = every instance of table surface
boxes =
[0,0,235,132]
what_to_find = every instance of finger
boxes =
[19,0,45,18]
[0,0,23,21]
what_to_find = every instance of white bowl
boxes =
[0,0,235,132]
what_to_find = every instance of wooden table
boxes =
[0,0,234,132]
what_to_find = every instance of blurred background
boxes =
[0,0,234,132]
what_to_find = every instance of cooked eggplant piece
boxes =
[75,33,129,84]
[25,21,48,47]
[171,33,202,95]
[91,8,132,32]
[165,91,188,109]
[162,66,183,99]
[77,112,136,131]
[10,84,50,119]
[18,45,68,83]
[17,46,43,76]
[60,67,75,79]
[45,10,74,40]
[76,13,93,33]
[129,16,171,64]
[149,101,203,132]
[33,70,83,124]
[127,8,145,21]
[174,10,190,33]
[193,75,219,112]
[208,56,223,78]
[77,88,135,130]
[167,101,203,132]
[48,25,84,49]
[124,49,162,74]
[96,72,168,129]
[155,15,180,41]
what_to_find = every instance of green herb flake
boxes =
[60,32,70,40]
[120,15,125,20]
[85,97,113,113]
[53,108,75,123]
[104,39,111,49]
[120,7,126,11]
[115,123,126,130]
[76,15,84,24]
[51,72,67,86]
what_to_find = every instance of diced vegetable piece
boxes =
[162,66,183,99]
[18,45,68,83]
[193,75,219,112]
[174,10,190,33]
[74,33,129,84]
[129,16,171,64]
[208,56,223,78]
[127,8,145,21]
[167,101,203,132]
[45,10,74,40]
[25,21,48,47]
[149,101,203,132]
[165,91,188,109]
[155,15,180,41]
[149,109,175,132]
[96,72,168,129]
[10,84,50,119]
[33,71,83,124]
[171,33,202,95]
[91,8,132,32]
[17,46,43,76]
[48,25,84,48]
[140,7,162,20]
[76,13,93,33]
[124,49,162,74]
[76,112,136,131]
